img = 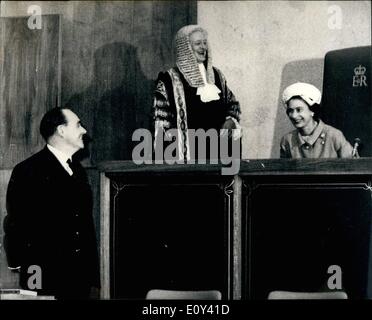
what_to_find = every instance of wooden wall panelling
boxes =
[0,169,19,288]
[62,1,197,165]
[0,15,61,168]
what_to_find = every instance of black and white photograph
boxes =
[0,0,371,314]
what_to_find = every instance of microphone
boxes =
[352,138,361,157]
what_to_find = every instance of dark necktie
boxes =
[67,159,86,182]
[66,159,76,176]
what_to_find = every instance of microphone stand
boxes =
[352,138,361,158]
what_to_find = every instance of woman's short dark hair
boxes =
[286,96,321,121]
[39,107,69,141]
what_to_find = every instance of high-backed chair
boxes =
[268,290,348,300]
[145,289,222,300]
[321,46,371,156]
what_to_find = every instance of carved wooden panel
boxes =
[108,175,233,299]
[243,175,372,299]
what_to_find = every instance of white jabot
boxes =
[47,144,74,176]
[196,63,221,103]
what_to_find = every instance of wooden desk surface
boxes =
[97,158,372,175]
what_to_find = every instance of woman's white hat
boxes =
[282,82,321,107]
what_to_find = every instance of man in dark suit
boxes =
[3,107,100,299]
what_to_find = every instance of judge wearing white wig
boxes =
[152,25,241,160]
[280,82,354,158]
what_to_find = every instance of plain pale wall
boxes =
[198,0,371,158]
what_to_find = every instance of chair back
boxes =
[268,290,348,300]
[321,46,371,156]
[146,289,222,300]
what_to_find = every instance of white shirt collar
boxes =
[47,144,74,175]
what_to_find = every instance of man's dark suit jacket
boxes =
[3,146,100,298]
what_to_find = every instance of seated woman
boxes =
[280,82,354,158]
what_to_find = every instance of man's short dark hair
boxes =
[39,107,69,141]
